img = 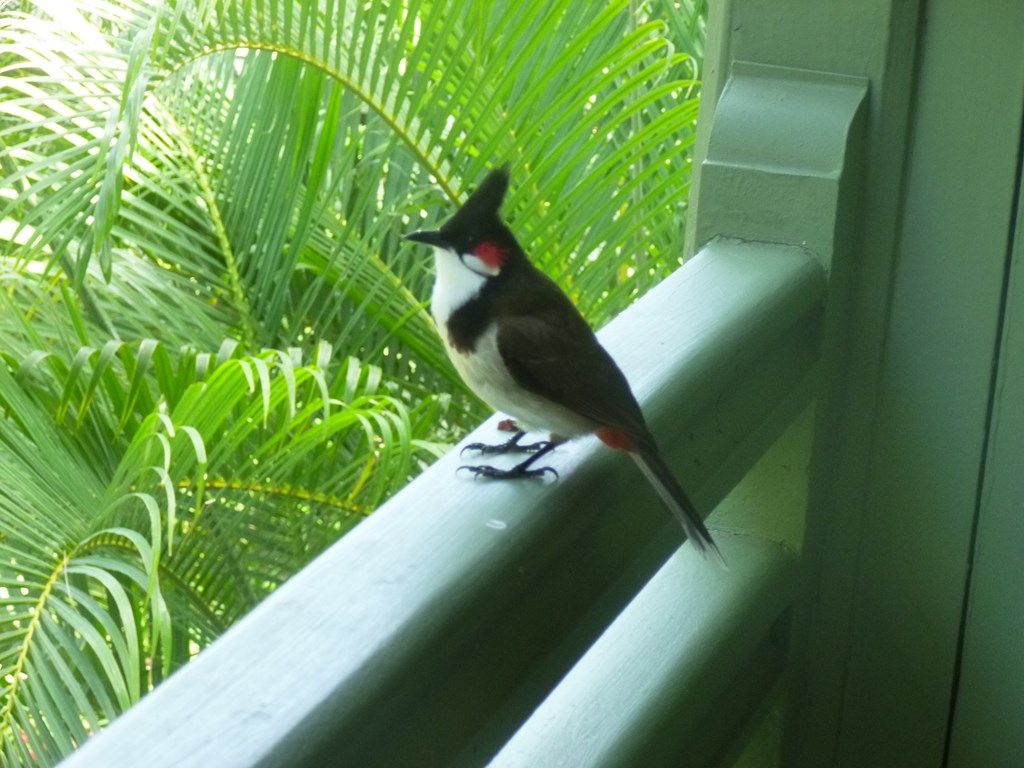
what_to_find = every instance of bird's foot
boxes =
[458,462,559,480]
[460,430,551,456]
[458,441,559,480]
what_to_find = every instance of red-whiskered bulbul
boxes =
[405,167,724,565]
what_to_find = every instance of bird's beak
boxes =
[404,230,447,249]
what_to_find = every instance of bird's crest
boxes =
[442,165,510,235]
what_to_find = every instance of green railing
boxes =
[62,62,866,768]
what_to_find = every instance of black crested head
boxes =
[405,165,522,270]
[440,165,512,245]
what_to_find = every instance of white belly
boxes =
[429,248,595,439]
[445,325,596,440]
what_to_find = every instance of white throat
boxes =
[430,246,488,326]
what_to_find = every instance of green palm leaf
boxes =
[0,340,440,762]
[1,0,704,762]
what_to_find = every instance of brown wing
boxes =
[496,310,655,451]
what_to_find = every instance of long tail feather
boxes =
[631,450,727,569]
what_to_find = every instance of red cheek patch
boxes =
[473,241,506,269]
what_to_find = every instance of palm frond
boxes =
[0,341,441,762]
[4,0,702,342]
[0,0,705,762]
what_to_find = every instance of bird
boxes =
[405,166,725,565]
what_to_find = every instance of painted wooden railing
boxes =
[60,241,820,768]
[62,62,866,768]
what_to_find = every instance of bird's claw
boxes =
[458,438,548,456]
[459,432,551,457]
[457,463,559,480]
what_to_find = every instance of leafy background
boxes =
[0,0,705,763]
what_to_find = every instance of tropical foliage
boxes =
[0,0,704,762]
